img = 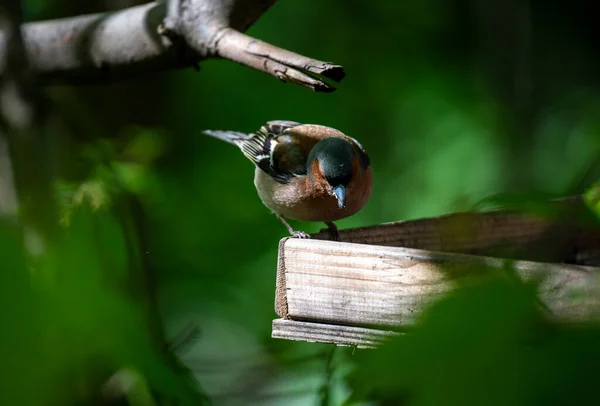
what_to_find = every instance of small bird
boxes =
[203,120,372,239]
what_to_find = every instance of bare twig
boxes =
[166,322,202,354]
[205,28,344,92]
[0,0,345,91]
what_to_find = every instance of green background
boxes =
[3,0,600,405]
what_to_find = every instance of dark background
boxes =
[2,0,600,405]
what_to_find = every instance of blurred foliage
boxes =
[2,0,600,405]
[346,275,600,406]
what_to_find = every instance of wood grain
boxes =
[277,239,600,328]
[272,318,399,348]
[312,196,600,266]
[272,197,600,346]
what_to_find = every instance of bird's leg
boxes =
[276,214,310,239]
[325,222,341,241]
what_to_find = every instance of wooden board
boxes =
[312,196,600,266]
[276,239,600,330]
[273,197,600,346]
[272,319,399,349]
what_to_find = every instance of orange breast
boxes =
[254,165,372,222]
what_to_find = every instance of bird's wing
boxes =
[202,129,250,145]
[238,121,307,183]
[264,120,302,134]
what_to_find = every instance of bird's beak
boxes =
[332,185,346,209]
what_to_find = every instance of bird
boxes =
[203,120,372,239]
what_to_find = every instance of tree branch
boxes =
[0,0,33,129]
[206,28,345,92]
[0,1,29,220]
[3,0,344,91]
[0,0,56,249]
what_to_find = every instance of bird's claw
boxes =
[328,229,341,242]
[291,230,311,239]
[324,222,341,242]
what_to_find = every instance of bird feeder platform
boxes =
[272,196,600,348]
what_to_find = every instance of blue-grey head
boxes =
[307,138,358,209]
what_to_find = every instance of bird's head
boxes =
[307,137,358,209]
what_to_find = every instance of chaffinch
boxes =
[203,120,372,239]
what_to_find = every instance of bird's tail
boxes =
[202,129,251,145]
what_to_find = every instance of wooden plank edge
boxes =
[271,318,400,349]
[311,195,585,240]
[307,195,600,265]
[280,238,600,327]
[275,237,290,318]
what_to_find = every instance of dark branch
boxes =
[1,0,345,91]
[0,1,29,219]
[0,0,34,129]
[0,0,56,245]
